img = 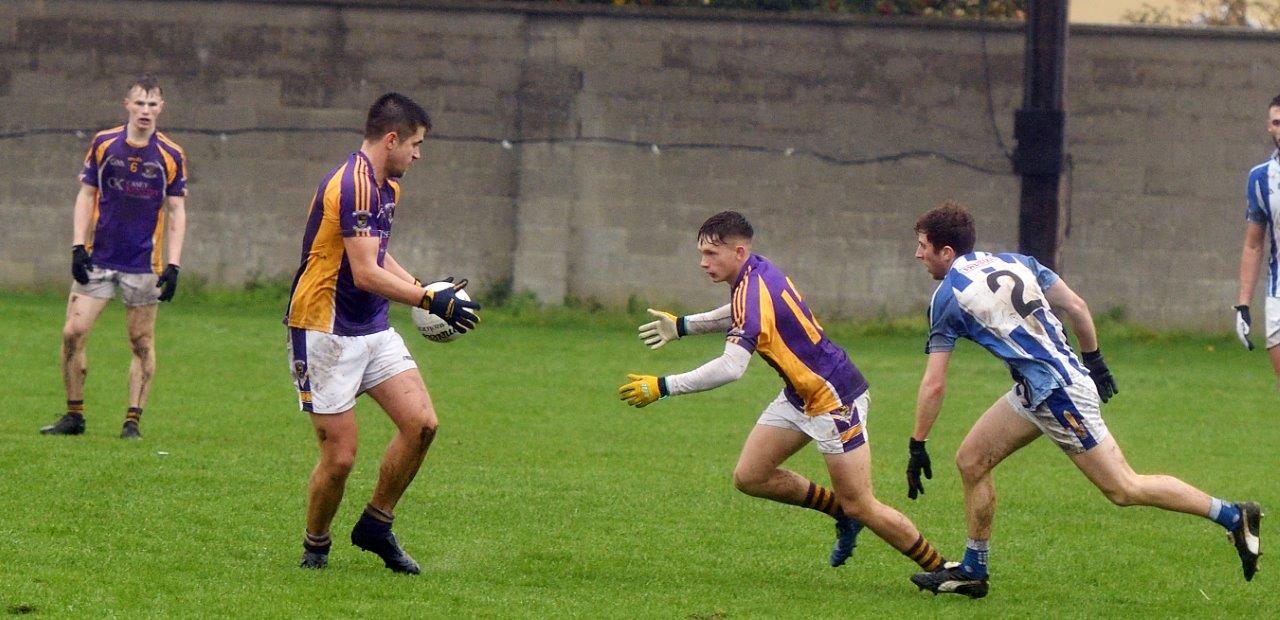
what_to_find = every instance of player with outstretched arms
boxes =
[40,75,187,440]
[285,93,479,573]
[906,202,1261,599]
[620,210,949,579]
[1234,93,1280,390]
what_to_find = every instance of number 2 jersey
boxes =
[926,252,1092,409]
[728,254,868,415]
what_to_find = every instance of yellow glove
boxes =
[638,308,682,349]
[618,373,667,408]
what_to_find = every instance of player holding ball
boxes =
[284,93,479,573]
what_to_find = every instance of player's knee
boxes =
[731,467,766,495]
[323,451,357,478]
[954,448,989,483]
[1099,479,1140,507]
[836,494,877,522]
[62,324,88,347]
[129,333,154,357]
[415,418,437,450]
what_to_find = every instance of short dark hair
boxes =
[698,211,753,245]
[914,201,976,255]
[365,92,432,141]
[1270,93,1280,109]
[126,75,162,97]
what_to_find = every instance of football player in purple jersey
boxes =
[41,76,187,440]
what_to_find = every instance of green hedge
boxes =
[509,0,1026,18]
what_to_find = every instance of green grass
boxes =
[0,291,1275,617]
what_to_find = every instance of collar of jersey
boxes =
[733,254,762,289]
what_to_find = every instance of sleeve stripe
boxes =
[94,138,116,166]
[732,279,746,327]
[356,158,371,213]
[159,148,178,185]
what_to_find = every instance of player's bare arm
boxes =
[1044,278,1116,401]
[906,350,949,500]
[71,183,96,246]
[1043,279,1099,353]
[911,351,951,442]
[1234,223,1266,351]
[164,195,186,267]
[380,252,417,285]
[343,236,428,306]
[1237,222,1266,306]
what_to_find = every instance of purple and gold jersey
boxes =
[78,126,187,274]
[286,151,400,336]
[728,254,868,415]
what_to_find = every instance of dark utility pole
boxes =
[1013,0,1068,270]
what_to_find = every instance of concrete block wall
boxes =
[2,0,1277,328]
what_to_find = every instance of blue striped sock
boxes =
[961,539,989,579]
[1209,498,1242,531]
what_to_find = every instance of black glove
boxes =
[71,244,92,285]
[1081,349,1118,403]
[419,277,481,333]
[156,264,180,302]
[907,438,932,500]
[1235,304,1255,351]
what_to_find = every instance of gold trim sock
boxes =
[904,535,945,571]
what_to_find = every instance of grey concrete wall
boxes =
[2,0,1277,329]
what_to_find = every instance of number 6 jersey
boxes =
[926,252,1092,409]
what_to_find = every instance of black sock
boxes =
[125,407,142,424]
[304,531,331,553]
[67,400,84,418]
[363,503,394,525]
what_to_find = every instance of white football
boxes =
[411,281,475,343]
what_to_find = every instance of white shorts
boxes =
[756,390,870,455]
[287,327,417,414]
[1005,380,1110,455]
[1265,296,1280,349]
[71,266,159,306]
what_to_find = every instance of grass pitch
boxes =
[0,291,1275,617]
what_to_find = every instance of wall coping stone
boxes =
[96,0,1280,41]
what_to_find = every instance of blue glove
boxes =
[419,277,481,333]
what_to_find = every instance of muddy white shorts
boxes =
[756,390,870,454]
[1006,380,1110,455]
[287,327,417,414]
[71,266,160,306]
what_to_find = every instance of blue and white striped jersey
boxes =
[926,252,1091,409]
[1245,152,1280,297]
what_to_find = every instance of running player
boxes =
[286,93,479,573]
[1234,93,1280,389]
[907,202,1262,599]
[621,210,948,577]
[40,75,187,440]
